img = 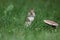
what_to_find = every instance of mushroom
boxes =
[44,20,59,29]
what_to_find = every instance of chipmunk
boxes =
[25,9,35,27]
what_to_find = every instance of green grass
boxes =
[0,0,60,40]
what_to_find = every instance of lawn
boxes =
[0,0,60,40]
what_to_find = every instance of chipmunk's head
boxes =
[28,8,35,15]
[29,8,34,13]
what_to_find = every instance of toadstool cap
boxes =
[44,20,58,27]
